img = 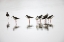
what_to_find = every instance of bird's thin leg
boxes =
[45,19,46,24]
[36,20,37,24]
[15,20,17,26]
[29,19,30,25]
[8,21,9,24]
[48,19,49,24]
[40,19,41,24]
[16,20,17,26]
[36,19,39,25]
[8,17,9,24]
[8,17,9,20]
[50,19,51,23]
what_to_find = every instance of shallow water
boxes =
[0,0,64,42]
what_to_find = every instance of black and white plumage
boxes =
[42,14,48,19]
[36,15,43,20]
[26,15,34,27]
[12,16,19,20]
[26,15,34,18]
[12,16,20,25]
[47,15,54,23]
[36,15,43,23]
[42,14,48,24]
[47,15,53,19]
[6,12,9,17]
[38,15,43,19]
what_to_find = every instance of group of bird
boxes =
[6,12,54,30]
[35,14,54,30]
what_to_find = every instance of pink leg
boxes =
[8,17,9,24]
[45,19,46,24]
[40,19,41,23]
[48,19,49,24]
[29,19,30,25]
[15,20,17,25]
[50,19,51,23]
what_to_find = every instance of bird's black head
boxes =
[51,15,53,16]
[25,15,28,18]
[37,16,38,17]
[26,15,28,16]
[12,16,14,17]
[6,12,8,14]
[40,15,43,16]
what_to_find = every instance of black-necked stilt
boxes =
[6,12,10,28]
[6,12,10,22]
[12,16,20,25]
[47,15,53,24]
[38,15,43,23]
[26,15,34,28]
[36,15,43,23]
[42,13,48,24]
[36,15,43,29]
[36,16,39,25]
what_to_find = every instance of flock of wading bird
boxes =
[6,12,54,31]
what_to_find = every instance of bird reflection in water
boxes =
[6,12,10,28]
[6,22,10,28]
[48,24,53,28]
[27,25,33,29]
[13,25,19,31]
[36,23,43,30]
[44,24,49,31]
[36,23,53,30]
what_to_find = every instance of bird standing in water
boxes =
[36,15,43,24]
[6,12,10,24]
[47,15,54,24]
[26,15,34,28]
[38,15,43,23]
[42,13,48,24]
[6,12,10,28]
[36,15,43,28]
[12,16,20,26]
[6,12,9,17]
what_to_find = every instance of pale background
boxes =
[0,0,64,42]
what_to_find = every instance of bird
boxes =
[38,15,43,23]
[6,12,10,27]
[12,16,20,25]
[42,13,48,24]
[26,15,34,27]
[47,15,54,24]
[6,12,10,21]
[36,15,43,23]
